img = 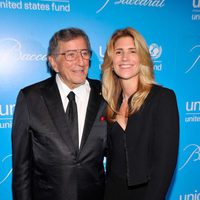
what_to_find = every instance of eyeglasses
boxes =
[53,49,91,61]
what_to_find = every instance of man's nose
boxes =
[76,52,85,64]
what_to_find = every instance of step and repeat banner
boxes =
[0,0,200,199]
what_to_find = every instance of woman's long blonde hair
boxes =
[102,27,155,122]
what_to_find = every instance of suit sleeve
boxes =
[12,90,32,200]
[146,89,179,200]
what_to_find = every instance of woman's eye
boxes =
[129,50,136,54]
[115,51,122,55]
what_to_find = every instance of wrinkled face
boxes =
[49,37,90,89]
[112,36,140,81]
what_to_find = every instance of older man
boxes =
[12,28,107,200]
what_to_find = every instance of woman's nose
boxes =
[122,52,128,61]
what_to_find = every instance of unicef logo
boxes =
[149,43,162,60]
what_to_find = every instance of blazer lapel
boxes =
[79,80,102,151]
[41,77,75,153]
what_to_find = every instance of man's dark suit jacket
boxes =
[12,77,107,200]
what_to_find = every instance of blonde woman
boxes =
[102,27,179,200]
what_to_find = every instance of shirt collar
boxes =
[56,74,90,101]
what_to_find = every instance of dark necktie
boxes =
[66,91,79,151]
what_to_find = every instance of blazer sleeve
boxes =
[12,90,32,200]
[146,89,179,200]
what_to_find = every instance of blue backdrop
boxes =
[0,0,200,199]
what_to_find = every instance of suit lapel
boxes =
[41,77,75,153]
[79,80,102,151]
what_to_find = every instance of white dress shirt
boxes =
[56,74,91,147]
